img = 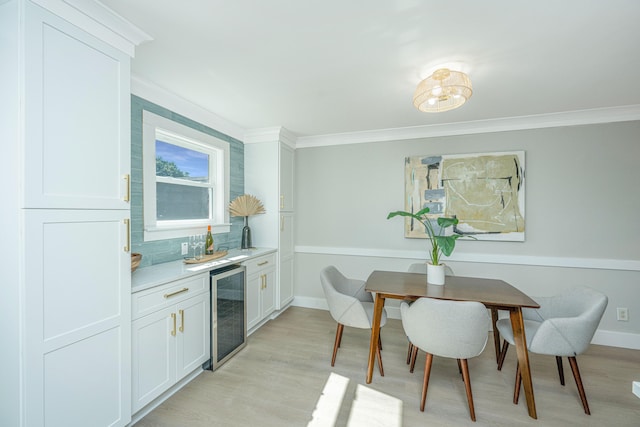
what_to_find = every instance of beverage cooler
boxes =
[209,264,247,370]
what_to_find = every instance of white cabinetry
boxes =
[0,1,147,426]
[245,128,296,311]
[131,274,210,413]
[245,253,277,332]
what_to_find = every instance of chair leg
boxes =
[376,340,385,377]
[406,342,413,364]
[456,358,463,376]
[491,308,501,363]
[459,359,476,422]
[568,356,591,415]
[556,356,565,386]
[378,333,383,351]
[497,340,509,371]
[513,362,522,405]
[420,353,434,412]
[331,323,344,366]
[409,345,419,373]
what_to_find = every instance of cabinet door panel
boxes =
[261,268,276,317]
[24,3,130,209]
[246,273,261,330]
[24,209,131,424]
[279,213,294,259]
[131,308,174,413]
[176,293,210,380]
[279,144,294,211]
[44,328,125,427]
[278,256,294,309]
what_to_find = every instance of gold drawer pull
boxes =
[171,313,176,336]
[164,287,189,299]
[179,309,184,332]
[257,261,269,266]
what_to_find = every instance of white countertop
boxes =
[131,247,276,293]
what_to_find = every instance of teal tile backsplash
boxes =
[131,95,244,267]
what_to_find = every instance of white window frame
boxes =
[142,110,230,242]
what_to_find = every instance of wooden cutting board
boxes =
[183,250,228,264]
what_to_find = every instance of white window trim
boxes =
[142,110,230,242]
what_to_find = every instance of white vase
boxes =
[427,263,446,285]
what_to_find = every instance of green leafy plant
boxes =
[387,207,468,265]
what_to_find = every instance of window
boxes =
[142,111,230,241]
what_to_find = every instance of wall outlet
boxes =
[617,307,629,321]
[181,242,189,255]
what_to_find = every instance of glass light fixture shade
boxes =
[413,68,473,113]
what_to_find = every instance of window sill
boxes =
[144,223,231,242]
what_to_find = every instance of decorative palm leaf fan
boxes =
[228,194,265,217]
[229,195,265,249]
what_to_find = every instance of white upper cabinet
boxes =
[279,144,295,212]
[23,2,132,210]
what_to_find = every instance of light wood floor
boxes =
[135,307,640,427]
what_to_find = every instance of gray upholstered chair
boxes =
[320,266,387,375]
[495,287,608,415]
[405,262,455,370]
[401,298,490,422]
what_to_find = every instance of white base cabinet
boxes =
[131,274,210,414]
[245,253,277,332]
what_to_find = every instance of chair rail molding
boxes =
[295,245,640,272]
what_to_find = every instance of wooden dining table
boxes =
[365,270,541,419]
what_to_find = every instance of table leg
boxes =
[510,308,537,419]
[366,293,385,384]
[490,308,501,363]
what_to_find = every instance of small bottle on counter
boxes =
[205,225,214,255]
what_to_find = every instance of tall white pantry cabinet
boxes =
[245,128,296,312]
[0,1,147,426]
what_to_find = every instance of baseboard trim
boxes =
[292,297,639,350]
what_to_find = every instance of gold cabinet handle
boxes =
[124,174,130,202]
[164,287,189,299]
[171,313,176,336]
[257,261,269,266]
[280,195,284,209]
[261,274,267,290]
[179,309,184,332]
[124,219,130,252]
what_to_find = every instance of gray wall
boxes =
[294,121,640,345]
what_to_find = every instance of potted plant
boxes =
[387,207,466,284]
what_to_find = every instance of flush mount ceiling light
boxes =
[413,68,473,113]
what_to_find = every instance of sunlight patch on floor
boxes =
[308,373,402,427]
[347,384,402,427]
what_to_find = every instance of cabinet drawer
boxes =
[243,253,276,275]
[132,274,208,320]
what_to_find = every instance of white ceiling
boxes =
[101,0,640,138]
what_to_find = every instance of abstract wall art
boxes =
[404,151,525,241]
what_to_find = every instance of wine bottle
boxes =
[205,225,214,255]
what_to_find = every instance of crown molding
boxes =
[244,127,296,148]
[295,105,640,149]
[31,0,152,56]
[131,75,246,142]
